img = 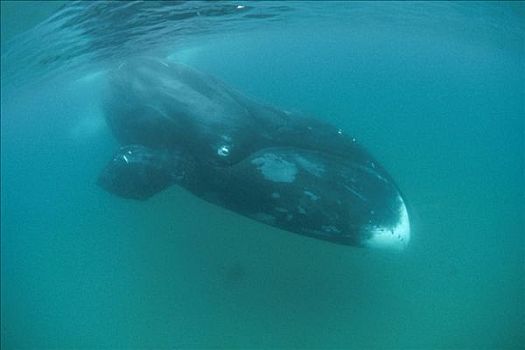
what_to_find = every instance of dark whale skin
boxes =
[99,57,410,249]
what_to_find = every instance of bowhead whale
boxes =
[98,57,410,249]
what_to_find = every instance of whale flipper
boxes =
[98,145,192,200]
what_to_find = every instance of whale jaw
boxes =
[362,196,410,250]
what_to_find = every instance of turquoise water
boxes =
[1,2,524,349]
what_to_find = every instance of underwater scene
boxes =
[1,1,524,349]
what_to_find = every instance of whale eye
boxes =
[217,145,230,157]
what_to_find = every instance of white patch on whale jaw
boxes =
[251,153,297,183]
[294,155,325,177]
[363,196,411,250]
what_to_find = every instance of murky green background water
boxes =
[2,2,524,349]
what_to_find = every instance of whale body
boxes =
[98,58,410,249]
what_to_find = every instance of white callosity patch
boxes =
[294,155,325,177]
[251,153,297,183]
[119,149,134,164]
[363,196,411,250]
[216,135,232,157]
[217,145,230,157]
